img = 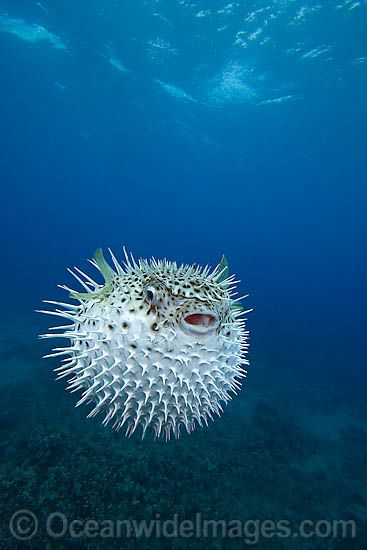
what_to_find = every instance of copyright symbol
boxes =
[9,509,38,541]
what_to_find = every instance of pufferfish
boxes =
[39,248,250,440]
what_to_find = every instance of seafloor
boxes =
[0,314,366,549]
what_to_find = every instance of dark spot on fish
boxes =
[131,343,137,349]
[108,324,113,330]
[122,322,128,328]
[151,322,159,332]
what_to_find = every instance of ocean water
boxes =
[1,0,366,548]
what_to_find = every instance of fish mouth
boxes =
[181,312,218,336]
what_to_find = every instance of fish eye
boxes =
[145,286,158,304]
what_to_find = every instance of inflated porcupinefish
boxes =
[39,248,251,440]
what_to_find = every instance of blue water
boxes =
[1,1,366,548]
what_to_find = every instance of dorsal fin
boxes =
[218,255,244,311]
[93,248,116,283]
[217,255,229,283]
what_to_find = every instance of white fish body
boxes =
[40,248,250,440]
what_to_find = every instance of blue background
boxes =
[0,1,366,546]
[1,1,366,381]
